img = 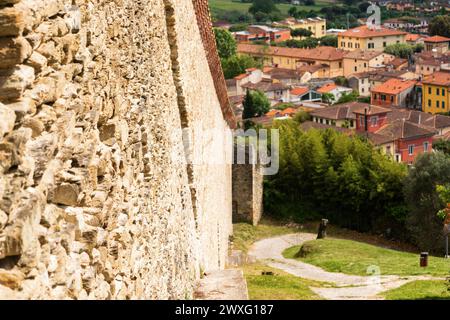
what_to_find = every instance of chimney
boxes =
[364,108,368,132]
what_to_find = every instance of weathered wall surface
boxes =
[232,148,263,226]
[0,0,233,299]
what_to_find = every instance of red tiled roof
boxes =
[339,25,407,38]
[424,35,450,43]
[353,105,392,115]
[317,83,337,93]
[343,50,385,61]
[405,33,421,42]
[290,87,309,96]
[237,44,347,61]
[376,119,436,140]
[371,78,417,95]
[422,72,450,87]
[234,73,249,80]
[310,102,370,120]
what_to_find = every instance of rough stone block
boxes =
[0,7,26,37]
[0,65,35,102]
[51,184,80,206]
[0,37,32,69]
[0,270,24,290]
[0,102,16,137]
[25,51,47,73]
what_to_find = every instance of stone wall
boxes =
[232,147,263,226]
[0,0,233,299]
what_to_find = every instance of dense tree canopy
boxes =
[384,43,414,59]
[242,89,271,119]
[264,121,408,234]
[291,28,313,38]
[249,0,279,15]
[221,54,261,79]
[213,28,237,60]
[428,15,450,38]
[404,152,450,252]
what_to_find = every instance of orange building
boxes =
[371,79,417,107]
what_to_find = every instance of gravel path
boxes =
[248,233,444,300]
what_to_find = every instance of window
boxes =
[428,87,431,94]
[383,42,387,47]
[442,89,446,96]
[370,116,378,126]
[354,66,357,72]
[320,118,323,124]
[339,62,342,68]
[381,95,386,101]
[423,141,429,152]
[408,145,414,155]
[437,88,440,95]
[362,88,365,93]
[341,42,345,47]
[350,120,354,127]
[326,120,329,125]
[443,101,446,109]
[390,96,394,102]
[368,43,374,49]
[359,116,364,126]
[436,101,440,108]
[428,99,431,107]
[364,63,367,68]
[374,94,378,100]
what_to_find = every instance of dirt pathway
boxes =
[249,233,443,300]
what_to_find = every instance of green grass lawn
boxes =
[243,263,326,300]
[232,219,301,252]
[382,280,450,300]
[283,238,450,277]
[208,0,332,16]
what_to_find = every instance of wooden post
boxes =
[317,219,328,239]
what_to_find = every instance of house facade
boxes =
[422,71,450,114]
[275,17,326,39]
[337,25,407,51]
[343,50,395,77]
[371,78,417,107]
[234,25,291,43]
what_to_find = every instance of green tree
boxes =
[384,43,414,59]
[221,54,260,79]
[242,90,270,119]
[321,92,335,104]
[303,0,315,5]
[293,110,311,123]
[319,35,338,47]
[213,28,237,60]
[291,28,313,37]
[404,152,450,252]
[336,90,359,104]
[428,15,450,38]
[288,6,297,17]
[249,0,279,15]
[434,139,450,156]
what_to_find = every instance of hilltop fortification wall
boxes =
[0,0,234,299]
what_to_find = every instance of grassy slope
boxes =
[243,263,326,300]
[208,0,332,16]
[382,280,450,300]
[232,219,300,252]
[283,239,450,277]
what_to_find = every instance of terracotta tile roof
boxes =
[282,107,297,115]
[405,33,421,42]
[310,102,369,120]
[371,78,417,95]
[422,72,450,87]
[317,83,337,93]
[353,105,392,115]
[376,119,436,140]
[264,67,304,79]
[363,132,395,145]
[339,25,407,38]
[388,57,408,68]
[290,87,309,96]
[241,80,290,92]
[424,35,450,43]
[237,44,347,61]
[343,50,385,61]
[234,73,249,80]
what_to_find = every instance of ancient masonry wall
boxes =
[0,0,234,299]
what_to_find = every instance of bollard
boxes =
[317,219,328,239]
[420,252,428,267]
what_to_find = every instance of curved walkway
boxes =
[248,233,443,300]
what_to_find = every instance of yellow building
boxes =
[237,43,346,78]
[422,72,450,114]
[338,25,407,51]
[274,17,326,39]
[343,50,395,77]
